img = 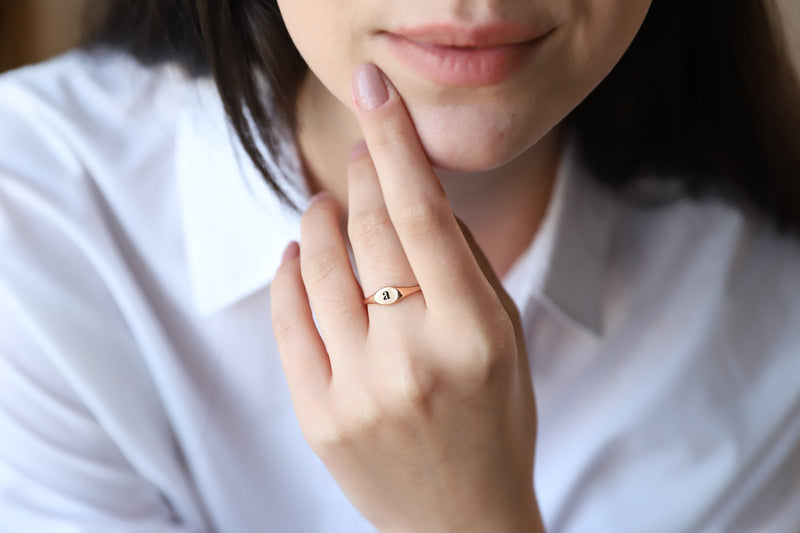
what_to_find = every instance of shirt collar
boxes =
[504,138,618,338]
[175,80,308,315]
[176,84,617,332]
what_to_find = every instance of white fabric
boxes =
[1,51,799,533]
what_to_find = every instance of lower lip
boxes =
[383,33,547,87]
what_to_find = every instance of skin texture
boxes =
[274,73,540,531]
[271,1,651,531]
[282,0,652,172]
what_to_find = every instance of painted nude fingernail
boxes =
[307,191,331,207]
[353,63,389,110]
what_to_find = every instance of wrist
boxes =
[379,487,545,533]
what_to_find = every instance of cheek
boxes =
[409,0,653,171]
[279,0,652,172]
[277,0,358,103]
[564,0,653,87]
[406,98,554,172]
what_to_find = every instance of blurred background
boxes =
[0,0,97,72]
[780,0,800,72]
[0,0,799,74]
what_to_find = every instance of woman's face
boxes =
[278,0,652,171]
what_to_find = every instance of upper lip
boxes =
[389,22,551,48]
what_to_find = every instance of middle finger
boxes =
[300,194,368,357]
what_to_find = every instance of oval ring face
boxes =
[375,287,401,305]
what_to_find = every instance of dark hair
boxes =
[91,0,800,236]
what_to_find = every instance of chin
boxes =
[422,135,524,172]
[405,99,545,173]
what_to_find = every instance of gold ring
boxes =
[364,286,422,306]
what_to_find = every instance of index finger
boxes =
[350,63,490,309]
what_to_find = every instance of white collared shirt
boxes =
[1,51,799,533]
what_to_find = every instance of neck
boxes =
[295,73,562,278]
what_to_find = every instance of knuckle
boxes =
[335,395,381,439]
[456,320,514,387]
[306,396,378,453]
[463,339,499,386]
[271,313,297,346]
[392,358,436,410]
[302,249,340,287]
[305,418,345,455]
[351,403,382,432]
[318,294,361,332]
[369,120,406,151]
[396,199,452,239]
[348,207,393,248]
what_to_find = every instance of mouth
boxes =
[382,22,554,86]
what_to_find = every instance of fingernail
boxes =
[349,139,368,161]
[280,241,299,265]
[353,63,389,110]
[307,191,331,208]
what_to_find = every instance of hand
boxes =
[271,63,543,533]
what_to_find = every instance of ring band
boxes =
[364,286,422,306]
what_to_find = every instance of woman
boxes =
[1,0,799,531]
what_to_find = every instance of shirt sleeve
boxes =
[0,327,199,533]
[0,71,206,532]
